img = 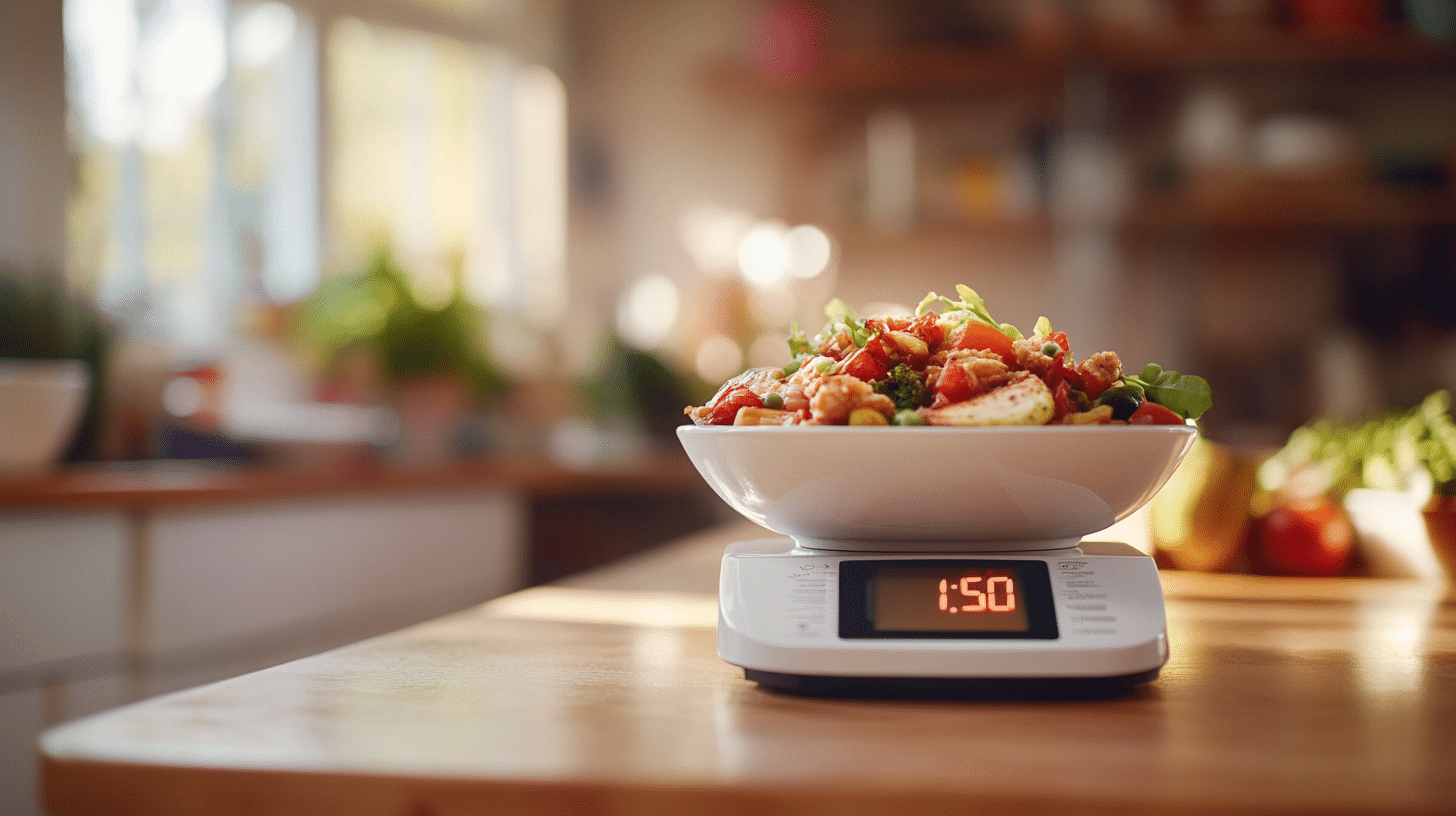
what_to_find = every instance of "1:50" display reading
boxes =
[938,575,1016,614]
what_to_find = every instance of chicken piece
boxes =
[776,382,809,412]
[804,375,895,425]
[733,407,799,426]
[1013,337,1058,377]
[685,367,783,425]
[946,348,1014,392]
[1076,351,1123,398]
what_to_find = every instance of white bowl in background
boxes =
[0,359,91,472]
[678,423,1198,552]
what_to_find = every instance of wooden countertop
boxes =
[39,522,1456,816]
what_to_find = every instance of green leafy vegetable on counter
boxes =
[1260,391,1456,498]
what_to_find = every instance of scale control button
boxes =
[791,620,822,637]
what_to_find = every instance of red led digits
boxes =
[987,575,1016,612]
[959,576,985,611]
[943,572,1015,614]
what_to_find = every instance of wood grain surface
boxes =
[39,523,1456,816]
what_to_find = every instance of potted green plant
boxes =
[0,271,111,469]
[296,249,508,462]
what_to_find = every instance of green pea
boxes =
[782,360,802,376]
[763,392,784,410]
[893,409,927,426]
[1041,342,1062,358]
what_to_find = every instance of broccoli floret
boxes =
[872,364,928,411]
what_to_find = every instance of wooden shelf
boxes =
[701,46,1067,99]
[817,180,1452,242]
[705,33,1456,100]
[1126,179,1456,233]
[1090,29,1456,73]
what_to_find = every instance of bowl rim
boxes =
[677,422,1198,436]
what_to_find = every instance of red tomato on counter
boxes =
[1256,497,1355,577]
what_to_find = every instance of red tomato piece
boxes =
[931,359,975,408]
[1128,401,1185,425]
[1256,497,1355,577]
[1044,350,1065,389]
[841,347,889,383]
[1051,380,1073,423]
[1079,370,1112,401]
[949,321,1015,366]
[907,313,946,349]
[864,334,896,368]
[704,386,763,426]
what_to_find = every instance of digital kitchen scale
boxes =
[717,537,1169,698]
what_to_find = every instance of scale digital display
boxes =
[839,560,1059,640]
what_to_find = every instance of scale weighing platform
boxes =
[717,538,1169,698]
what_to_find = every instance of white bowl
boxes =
[0,359,91,472]
[678,423,1198,552]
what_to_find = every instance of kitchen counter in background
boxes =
[38,521,1456,816]
[1,452,724,816]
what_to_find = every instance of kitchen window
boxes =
[63,0,565,357]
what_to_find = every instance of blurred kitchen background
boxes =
[3,1,1456,811]
[3,0,1452,467]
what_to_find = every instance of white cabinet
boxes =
[144,490,522,654]
[0,511,129,816]
[0,490,526,815]
[0,512,129,675]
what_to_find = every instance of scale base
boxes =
[744,667,1162,701]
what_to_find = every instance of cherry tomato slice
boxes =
[864,334,896,368]
[907,312,945,349]
[1129,401,1185,425]
[931,359,976,408]
[1052,380,1073,423]
[949,321,1015,366]
[704,386,763,426]
[841,347,889,382]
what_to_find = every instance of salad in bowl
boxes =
[686,285,1210,429]
[678,286,1209,551]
